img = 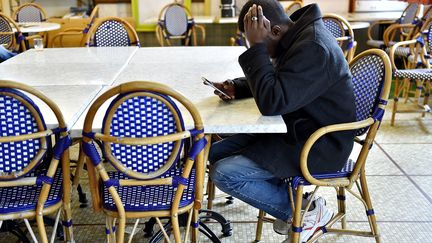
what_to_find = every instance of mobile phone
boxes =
[201,77,231,99]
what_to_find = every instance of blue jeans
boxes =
[209,134,292,221]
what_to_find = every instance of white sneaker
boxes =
[281,196,333,242]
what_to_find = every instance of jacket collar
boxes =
[279,4,322,51]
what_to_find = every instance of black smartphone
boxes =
[201,77,231,99]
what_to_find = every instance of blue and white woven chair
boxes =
[50,5,100,47]
[0,80,73,243]
[0,12,26,53]
[13,2,47,23]
[85,16,140,47]
[367,3,420,50]
[80,81,207,243]
[323,13,357,62]
[155,3,206,46]
[389,24,432,126]
[255,49,392,243]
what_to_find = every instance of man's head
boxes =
[238,0,292,57]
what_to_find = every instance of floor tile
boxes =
[350,143,403,175]
[379,144,432,175]
[375,120,432,144]
[411,176,432,202]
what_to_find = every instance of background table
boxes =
[17,22,61,33]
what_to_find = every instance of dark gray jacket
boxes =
[233,4,356,178]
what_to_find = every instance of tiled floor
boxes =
[1,104,432,242]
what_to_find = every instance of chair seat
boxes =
[385,46,411,58]
[290,159,355,189]
[394,69,432,80]
[367,40,396,48]
[103,168,196,212]
[0,169,63,214]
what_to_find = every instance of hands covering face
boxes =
[243,4,271,47]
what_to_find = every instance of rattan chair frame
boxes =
[50,5,100,48]
[285,1,303,16]
[323,13,357,62]
[0,13,26,52]
[389,35,431,126]
[12,2,47,23]
[79,81,207,243]
[0,80,73,243]
[155,3,206,46]
[367,3,421,48]
[255,49,392,243]
[84,16,140,47]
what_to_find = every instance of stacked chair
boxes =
[0,80,73,242]
[255,49,392,243]
[323,13,357,62]
[85,16,140,47]
[50,5,100,47]
[78,81,207,242]
[156,3,206,46]
[389,24,432,126]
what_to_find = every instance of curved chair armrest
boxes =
[383,23,417,46]
[367,20,397,40]
[193,24,206,46]
[389,39,418,69]
[299,118,376,187]
[50,30,85,47]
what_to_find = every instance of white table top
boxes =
[30,85,103,130]
[0,63,126,86]
[2,47,138,65]
[345,12,401,22]
[69,46,286,136]
[17,22,61,33]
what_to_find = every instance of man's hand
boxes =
[213,80,235,101]
[243,4,271,47]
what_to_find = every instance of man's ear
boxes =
[271,25,282,37]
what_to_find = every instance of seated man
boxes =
[208,0,356,242]
[0,45,16,63]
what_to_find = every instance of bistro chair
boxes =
[84,16,140,47]
[79,81,207,243]
[156,3,206,46]
[50,5,100,47]
[323,13,357,62]
[0,12,26,53]
[285,1,303,16]
[0,80,73,243]
[255,49,392,243]
[367,3,421,49]
[389,24,432,126]
[12,2,47,46]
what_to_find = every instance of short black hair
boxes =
[238,0,290,32]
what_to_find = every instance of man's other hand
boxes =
[243,4,271,46]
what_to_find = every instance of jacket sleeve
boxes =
[232,77,253,99]
[238,41,332,116]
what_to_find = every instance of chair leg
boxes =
[360,172,381,243]
[391,78,401,126]
[207,177,215,210]
[191,209,199,243]
[337,187,347,229]
[172,214,181,243]
[421,81,430,117]
[290,185,304,243]
[255,210,266,242]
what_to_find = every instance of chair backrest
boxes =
[400,3,420,33]
[322,13,356,62]
[85,16,140,47]
[82,81,206,211]
[156,3,195,46]
[349,49,392,136]
[83,5,100,34]
[285,1,303,16]
[13,3,47,23]
[0,81,69,180]
[0,13,25,52]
